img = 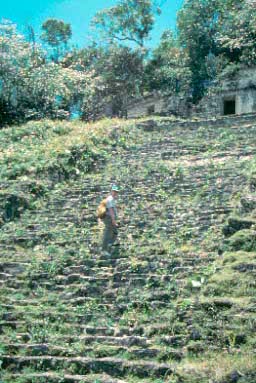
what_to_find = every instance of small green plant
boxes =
[175,165,185,179]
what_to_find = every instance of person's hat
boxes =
[111,185,120,192]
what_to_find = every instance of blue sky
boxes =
[0,0,184,48]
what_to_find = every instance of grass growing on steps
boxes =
[0,119,121,180]
[0,117,147,227]
[203,250,256,297]
[1,115,256,382]
[176,350,256,383]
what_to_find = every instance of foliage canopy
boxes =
[0,0,256,125]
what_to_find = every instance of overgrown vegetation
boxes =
[0,0,256,381]
[1,0,255,126]
[0,116,255,382]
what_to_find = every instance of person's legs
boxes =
[112,225,118,244]
[102,216,116,252]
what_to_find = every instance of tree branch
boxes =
[108,32,143,47]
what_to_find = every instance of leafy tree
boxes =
[144,30,191,93]
[60,45,107,120]
[41,19,72,62]
[216,1,256,66]
[176,0,253,101]
[97,45,144,116]
[62,44,143,118]
[0,20,100,124]
[22,63,99,120]
[91,0,158,47]
[177,0,222,101]
[0,20,43,124]
[61,45,103,71]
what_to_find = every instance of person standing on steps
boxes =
[101,185,120,254]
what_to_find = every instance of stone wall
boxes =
[193,67,256,118]
[222,68,256,115]
[127,93,166,118]
[127,92,190,119]
[126,68,256,120]
[193,91,256,119]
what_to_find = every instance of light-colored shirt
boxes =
[106,195,117,219]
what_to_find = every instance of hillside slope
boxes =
[0,115,256,383]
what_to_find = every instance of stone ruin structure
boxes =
[194,67,256,118]
[127,67,256,119]
[126,91,191,119]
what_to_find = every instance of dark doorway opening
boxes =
[223,99,236,115]
[147,105,155,114]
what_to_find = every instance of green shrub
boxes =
[227,230,256,252]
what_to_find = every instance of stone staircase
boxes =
[1,115,256,382]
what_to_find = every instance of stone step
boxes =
[2,342,184,362]
[0,309,121,324]
[0,262,28,274]
[28,267,197,285]
[0,272,13,280]
[5,205,233,227]
[31,188,235,208]
[0,214,241,235]
[0,281,186,308]
[0,218,223,245]
[2,322,148,342]
[4,372,129,383]
[1,116,255,383]
[0,321,163,339]
[0,297,121,311]
[4,334,150,349]
[2,315,199,337]
[2,355,174,378]
[139,113,256,130]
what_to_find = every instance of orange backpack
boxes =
[97,198,107,219]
